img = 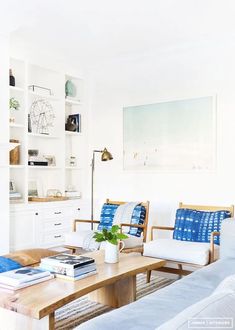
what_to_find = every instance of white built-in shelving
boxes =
[9,58,86,204]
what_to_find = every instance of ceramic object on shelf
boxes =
[65,80,76,97]
[9,69,15,86]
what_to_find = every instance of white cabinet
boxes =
[10,200,82,251]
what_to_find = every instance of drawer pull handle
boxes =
[54,235,62,238]
[77,208,80,211]
[54,223,62,226]
[35,212,38,215]
[54,212,62,215]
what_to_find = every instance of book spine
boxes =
[55,270,97,281]
[41,259,95,269]
[40,263,96,277]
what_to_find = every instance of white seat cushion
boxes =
[124,235,143,249]
[143,239,219,266]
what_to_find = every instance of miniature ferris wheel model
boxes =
[29,99,55,135]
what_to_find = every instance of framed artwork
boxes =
[123,96,216,171]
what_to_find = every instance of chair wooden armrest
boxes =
[151,226,175,240]
[210,231,220,263]
[73,219,100,231]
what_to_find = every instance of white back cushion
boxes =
[157,290,235,330]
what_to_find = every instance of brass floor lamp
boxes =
[91,148,113,230]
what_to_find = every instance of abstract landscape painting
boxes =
[123,96,215,171]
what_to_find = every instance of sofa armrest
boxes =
[73,219,100,231]
[151,226,175,240]
[210,231,220,263]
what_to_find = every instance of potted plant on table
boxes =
[93,225,128,263]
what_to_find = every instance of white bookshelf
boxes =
[9,58,86,204]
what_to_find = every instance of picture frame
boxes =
[69,114,81,132]
[123,96,216,172]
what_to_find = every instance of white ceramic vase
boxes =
[104,241,125,263]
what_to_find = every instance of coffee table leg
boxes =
[0,307,55,330]
[89,275,136,308]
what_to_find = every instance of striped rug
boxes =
[55,274,175,330]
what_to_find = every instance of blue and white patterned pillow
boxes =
[97,203,146,237]
[173,208,231,245]
[97,204,119,231]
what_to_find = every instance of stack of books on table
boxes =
[0,267,53,291]
[39,253,97,281]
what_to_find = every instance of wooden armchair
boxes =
[64,199,150,254]
[144,202,234,282]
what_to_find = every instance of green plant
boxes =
[93,225,128,245]
[9,97,20,110]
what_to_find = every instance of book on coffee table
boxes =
[40,254,95,269]
[0,267,51,286]
[0,274,54,291]
[39,262,97,277]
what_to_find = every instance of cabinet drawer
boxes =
[41,231,65,244]
[43,218,70,232]
[41,208,67,219]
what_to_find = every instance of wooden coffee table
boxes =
[0,251,165,330]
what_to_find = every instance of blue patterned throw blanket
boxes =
[0,256,21,273]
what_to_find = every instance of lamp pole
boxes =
[91,148,113,230]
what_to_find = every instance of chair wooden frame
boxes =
[147,202,234,282]
[65,199,150,254]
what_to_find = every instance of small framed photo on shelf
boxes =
[66,114,81,133]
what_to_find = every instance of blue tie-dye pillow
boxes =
[173,208,231,245]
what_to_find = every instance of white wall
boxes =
[89,39,235,235]
[0,34,10,253]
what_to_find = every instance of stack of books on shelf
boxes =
[40,253,97,281]
[0,267,53,291]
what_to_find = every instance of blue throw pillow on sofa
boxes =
[173,208,231,245]
[0,256,21,273]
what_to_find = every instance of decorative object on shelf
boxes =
[9,180,16,193]
[46,189,62,197]
[9,139,20,165]
[9,117,15,124]
[28,149,39,158]
[43,155,56,166]
[65,114,80,132]
[65,80,76,98]
[93,225,127,263]
[28,180,39,197]
[65,185,81,199]
[29,98,55,135]
[9,69,15,86]
[28,114,32,133]
[9,181,22,201]
[9,97,20,110]
[91,148,113,229]
[28,149,48,166]
[69,156,77,167]
[28,85,52,96]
